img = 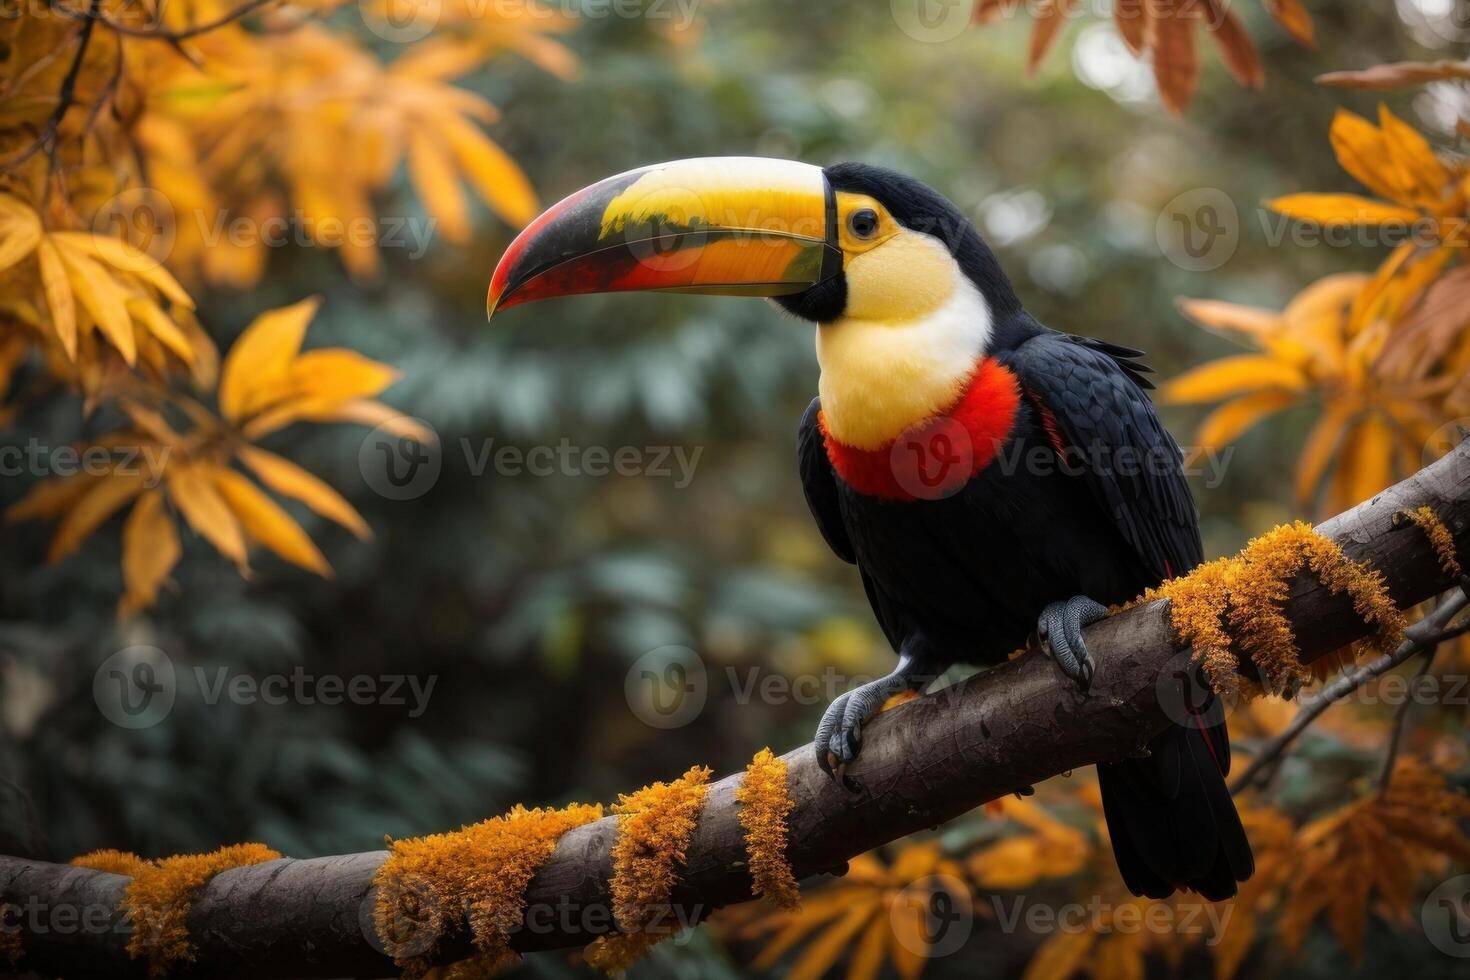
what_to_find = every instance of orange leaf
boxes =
[1176,297,1281,342]
[212,467,332,577]
[1161,354,1307,403]
[1196,389,1299,448]
[236,446,371,540]
[167,463,248,572]
[1204,0,1263,89]
[218,297,321,423]
[1028,0,1078,75]
[1377,104,1450,203]
[784,900,879,980]
[845,916,888,980]
[1151,0,1200,115]
[1328,110,1408,203]
[1265,193,1420,227]
[1020,926,1094,980]
[1265,0,1314,47]
[48,472,146,563]
[1114,0,1148,55]
[1293,401,1354,508]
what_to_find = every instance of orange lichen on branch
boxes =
[584,765,713,974]
[1402,506,1464,579]
[735,748,800,911]
[71,843,281,976]
[1138,522,1405,695]
[372,802,604,975]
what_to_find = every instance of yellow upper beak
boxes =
[487,157,841,317]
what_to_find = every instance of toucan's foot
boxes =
[1038,595,1108,691]
[814,654,928,781]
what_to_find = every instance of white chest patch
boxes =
[816,272,994,450]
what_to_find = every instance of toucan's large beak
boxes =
[487,157,840,317]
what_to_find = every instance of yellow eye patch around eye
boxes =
[841,231,957,322]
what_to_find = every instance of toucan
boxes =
[487,157,1254,901]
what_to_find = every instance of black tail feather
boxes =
[1098,721,1253,902]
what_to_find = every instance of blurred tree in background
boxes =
[3,1,1470,978]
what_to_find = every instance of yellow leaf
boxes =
[1328,110,1409,204]
[750,892,855,969]
[845,916,888,980]
[1377,104,1449,203]
[1346,413,1396,508]
[36,238,76,360]
[48,472,146,563]
[218,297,321,423]
[1265,193,1421,227]
[47,232,194,309]
[1094,931,1145,980]
[407,125,470,244]
[886,894,930,980]
[236,446,371,540]
[1293,401,1353,508]
[316,399,436,443]
[55,241,136,365]
[286,349,398,404]
[0,194,42,273]
[1196,389,1299,448]
[1161,355,1307,404]
[126,298,195,364]
[1176,297,1281,342]
[439,115,539,227]
[785,899,879,980]
[7,473,99,522]
[1020,926,1094,980]
[119,490,180,618]
[211,466,332,577]
[167,463,248,572]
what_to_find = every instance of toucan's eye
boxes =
[847,208,880,240]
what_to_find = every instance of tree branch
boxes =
[3,440,1469,978]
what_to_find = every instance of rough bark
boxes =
[3,440,1468,979]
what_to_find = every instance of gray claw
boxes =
[812,651,930,781]
[1038,595,1108,691]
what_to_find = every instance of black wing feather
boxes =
[1002,333,1202,580]
[797,398,855,565]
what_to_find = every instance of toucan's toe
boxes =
[1039,595,1108,691]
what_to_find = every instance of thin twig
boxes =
[1378,643,1440,794]
[48,0,276,41]
[1,2,99,178]
[1230,586,1470,795]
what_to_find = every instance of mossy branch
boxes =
[2,440,1468,979]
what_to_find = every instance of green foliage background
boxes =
[2,2,1464,977]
